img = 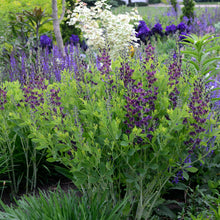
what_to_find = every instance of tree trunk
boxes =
[52,0,65,56]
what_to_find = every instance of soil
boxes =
[0,175,80,208]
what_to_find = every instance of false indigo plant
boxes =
[97,48,111,76]
[123,45,158,142]
[0,88,7,110]
[168,52,182,109]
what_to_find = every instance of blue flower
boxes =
[70,34,80,45]
[165,24,177,35]
[177,22,187,32]
[151,23,163,36]
[40,35,52,49]
[136,20,150,43]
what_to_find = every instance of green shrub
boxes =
[83,0,125,7]
[181,0,195,21]
[60,0,81,44]
[194,0,219,2]
[127,2,149,7]
[170,0,177,12]
[149,0,161,4]
[0,34,219,219]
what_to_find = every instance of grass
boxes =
[113,6,168,17]
[113,4,219,19]
[190,2,220,5]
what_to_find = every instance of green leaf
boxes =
[203,57,220,66]
[47,157,57,163]
[182,171,189,181]
[149,164,159,170]
[170,182,188,191]
[185,167,198,173]
[120,141,128,147]
[181,50,198,57]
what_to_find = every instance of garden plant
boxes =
[0,0,219,219]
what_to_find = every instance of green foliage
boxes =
[0,0,64,36]
[3,50,215,218]
[60,0,82,44]
[83,0,125,7]
[0,43,219,217]
[149,0,161,4]
[127,2,149,7]
[214,22,220,34]
[181,34,220,81]
[22,7,53,45]
[181,0,195,21]
[195,0,219,2]
[0,189,127,220]
[0,81,50,196]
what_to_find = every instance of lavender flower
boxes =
[210,77,220,108]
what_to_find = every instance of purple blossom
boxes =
[165,24,177,35]
[70,34,80,45]
[123,45,158,142]
[151,23,163,36]
[40,35,53,50]
[208,76,220,109]
[177,22,187,32]
[0,88,7,110]
[120,62,135,88]
[136,20,151,43]
[97,49,111,76]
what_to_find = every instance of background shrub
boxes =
[127,2,149,7]
[149,0,161,4]
[60,0,81,44]
[83,0,126,7]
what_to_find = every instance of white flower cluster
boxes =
[67,0,142,58]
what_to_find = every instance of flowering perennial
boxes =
[67,0,142,58]
[0,88,7,110]
[40,35,53,51]
[123,45,158,142]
